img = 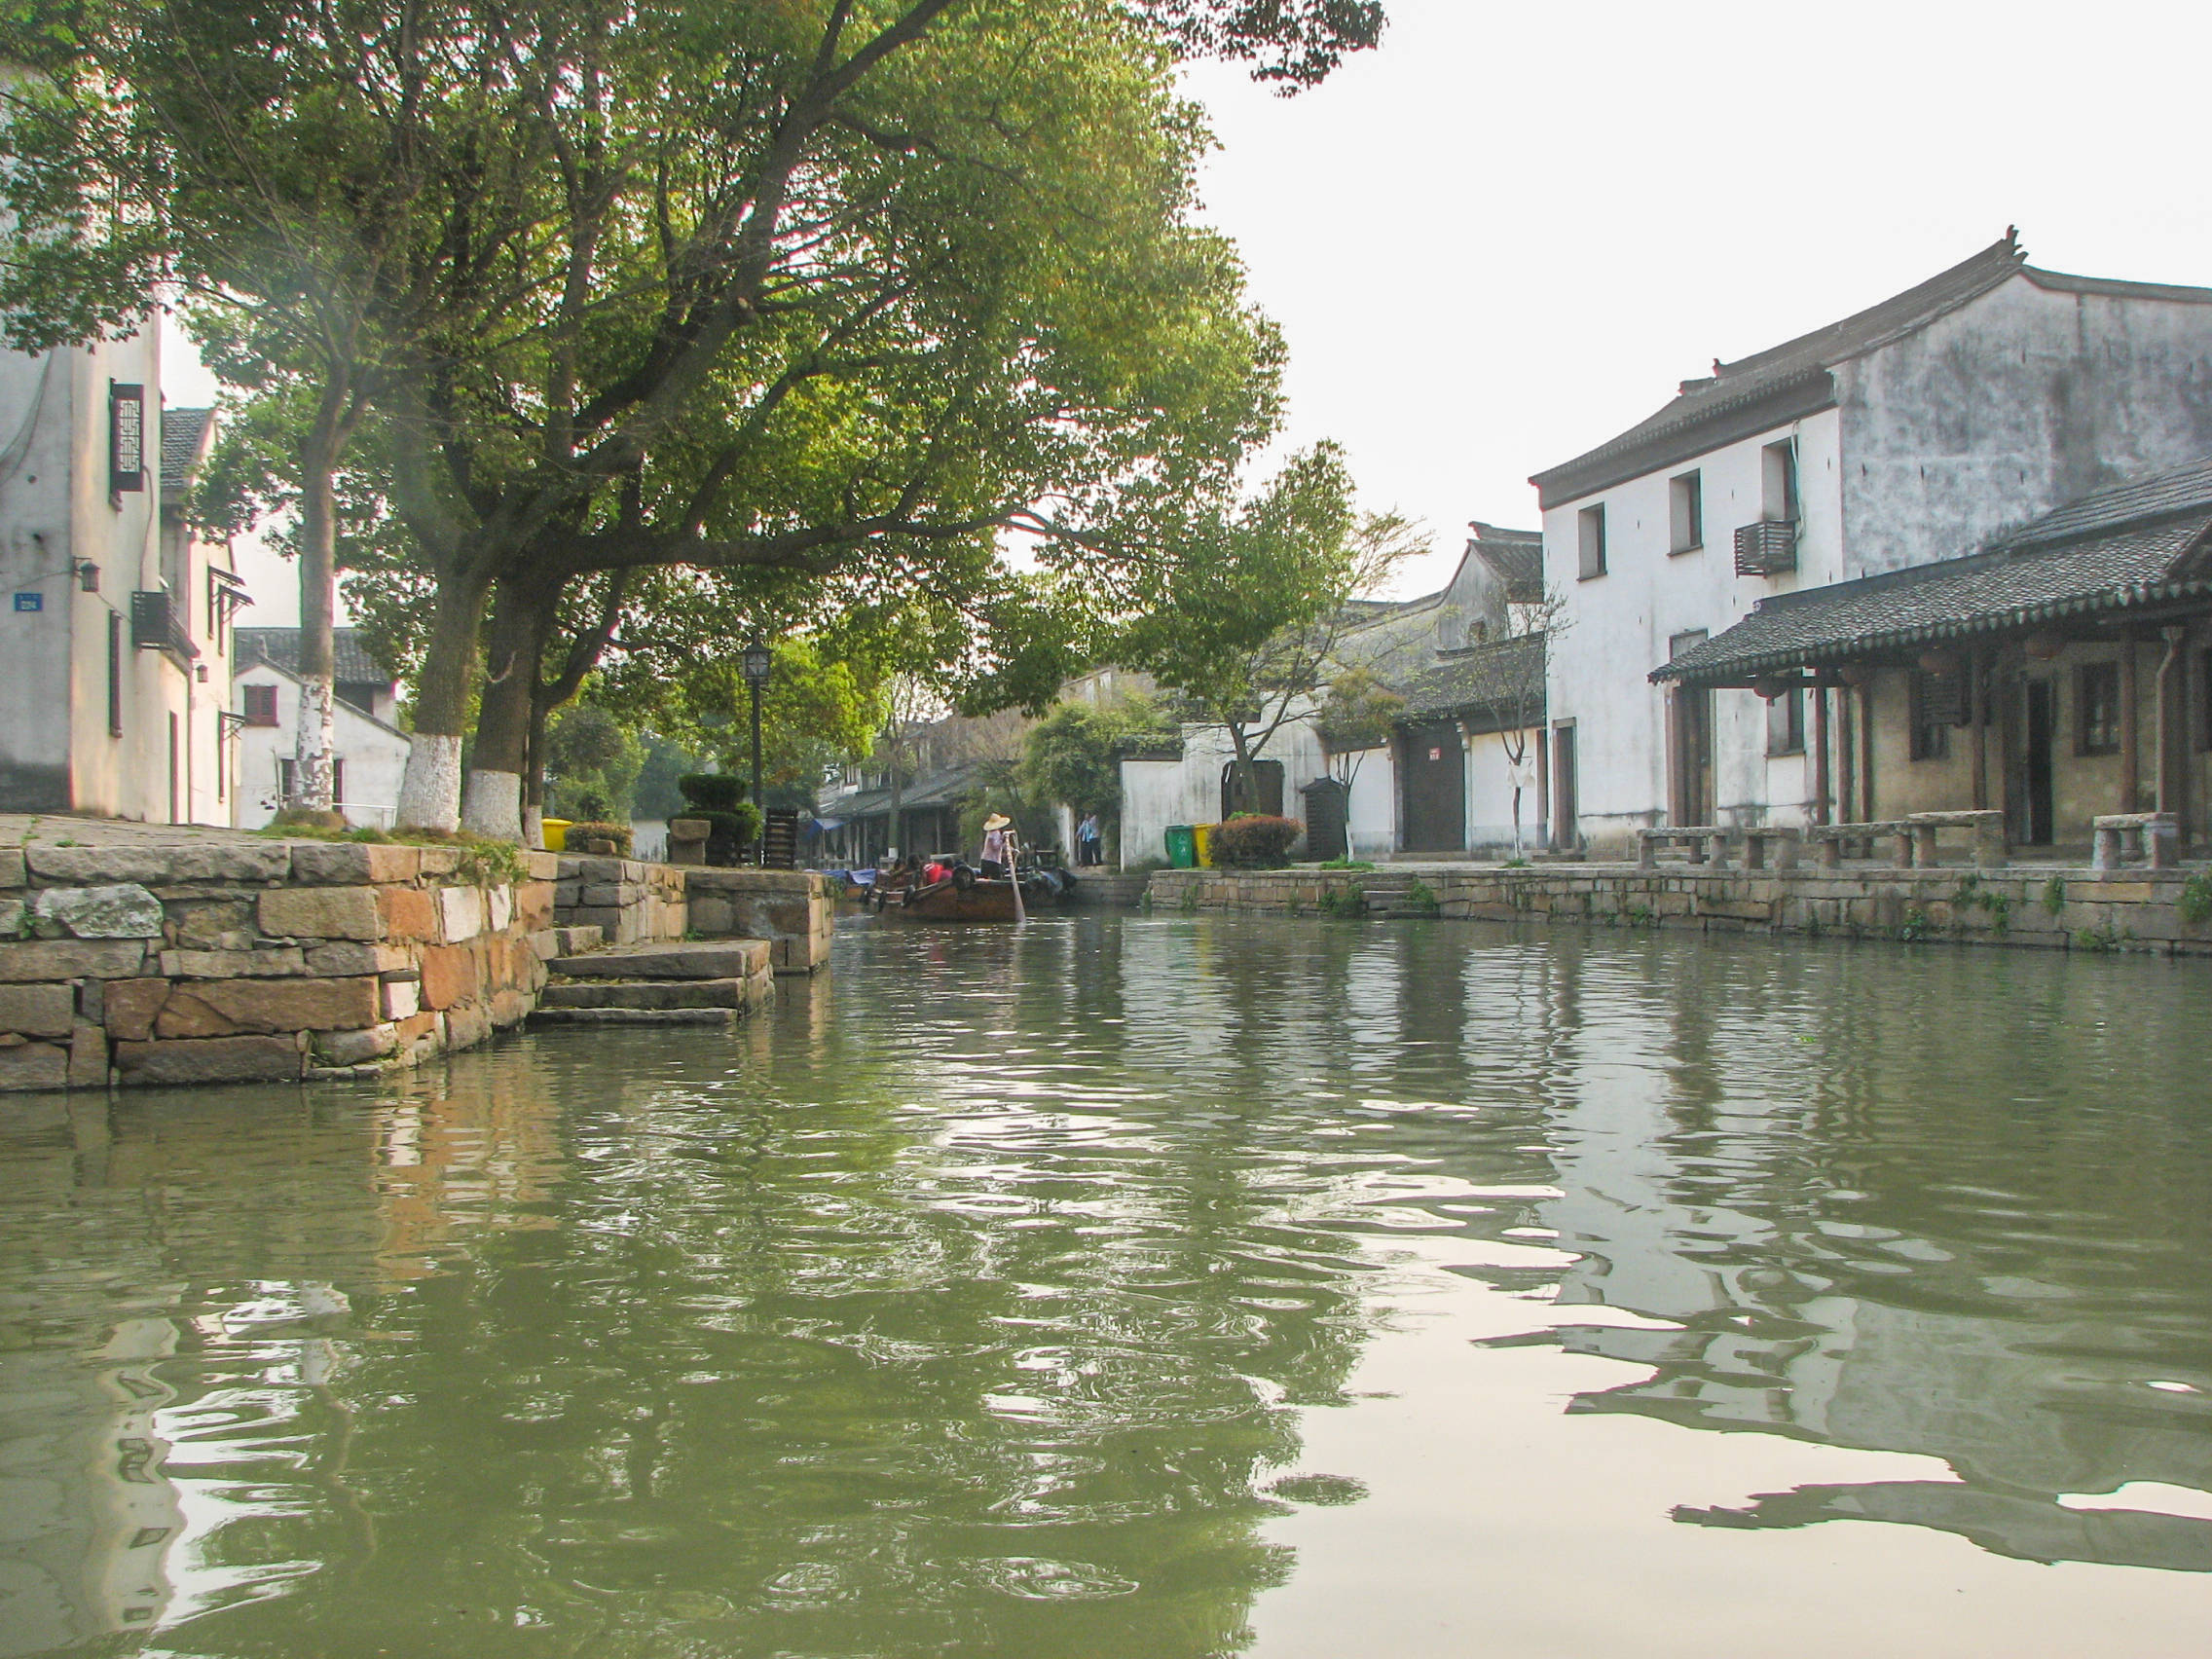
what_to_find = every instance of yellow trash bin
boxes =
[540,818,572,852]
[1193,822,1217,867]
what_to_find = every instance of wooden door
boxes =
[1400,721,1465,853]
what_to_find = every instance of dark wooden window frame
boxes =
[2076,660,2120,756]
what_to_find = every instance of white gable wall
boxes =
[1544,408,1844,852]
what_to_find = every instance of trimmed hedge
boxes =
[1209,814,1303,867]
[565,820,633,854]
[678,772,749,812]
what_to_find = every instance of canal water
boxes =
[3,915,2209,1657]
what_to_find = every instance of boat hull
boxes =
[879,877,1041,921]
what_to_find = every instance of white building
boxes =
[1117,524,1550,864]
[231,628,409,829]
[0,322,241,821]
[1532,232,2212,854]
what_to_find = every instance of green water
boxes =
[3,915,2209,1657]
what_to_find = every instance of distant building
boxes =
[231,628,408,829]
[0,317,242,819]
[1532,232,2212,853]
[1117,523,1552,863]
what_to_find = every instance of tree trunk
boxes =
[395,569,491,830]
[1226,720,1261,818]
[461,575,546,840]
[289,388,348,819]
[522,689,549,850]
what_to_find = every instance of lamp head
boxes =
[741,639,772,686]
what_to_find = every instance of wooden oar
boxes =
[1009,831,1026,924]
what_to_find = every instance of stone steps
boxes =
[538,977,756,1011]
[529,1007,739,1027]
[528,937,774,1030]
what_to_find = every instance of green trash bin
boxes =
[1163,825,1197,868]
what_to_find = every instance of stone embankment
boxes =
[0,827,560,1090]
[1147,863,2212,955]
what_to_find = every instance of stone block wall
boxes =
[684,868,835,973]
[0,838,562,1090]
[551,856,687,944]
[1144,864,2212,957]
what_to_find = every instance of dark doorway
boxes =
[1220,757,1285,819]
[2022,680,2055,846]
[1551,722,1578,851]
[1400,721,1466,852]
[1673,686,1714,825]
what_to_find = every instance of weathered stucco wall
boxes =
[0,834,562,1090]
[1840,276,2212,576]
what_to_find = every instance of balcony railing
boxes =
[130,590,199,661]
[1734,519,1798,576]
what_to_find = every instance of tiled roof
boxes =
[1654,510,2212,685]
[1466,523,1543,601]
[1996,455,2212,551]
[1392,634,1545,722]
[235,627,392,687]
[161,406,212,495]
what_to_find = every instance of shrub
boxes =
[2178,869,2212,927]
[678,772,749,812]
[697,804,762,864]
[1209,814,1303,867]
[565,820,633,855]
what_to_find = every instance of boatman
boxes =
[980,812,1012,878]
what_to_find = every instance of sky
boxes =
[173,0,2212,618]
[1182,0,2212,595]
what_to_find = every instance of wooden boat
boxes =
[868,861,1069,921]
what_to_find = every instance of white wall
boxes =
[1467,726,1545,855]
[1118,714,1331,866]
[1341,746,1395,858]
[232,668,410,829]
[1544,407,1845,852]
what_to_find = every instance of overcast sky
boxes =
[182,0,2212,620]
[1185,0,2212,594]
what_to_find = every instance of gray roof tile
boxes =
[1392,634,1545,721]
[160,406,212,495]
[235,627,392,687]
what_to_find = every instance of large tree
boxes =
[0,0,546,818]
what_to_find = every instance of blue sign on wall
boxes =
[12,592,42,612]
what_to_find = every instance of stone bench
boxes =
[2091,811,2179,873]
[1907,810,2009,869]
[1807,821,1916,869]
[1808,811,2007,870]
[1637,827,1734,869]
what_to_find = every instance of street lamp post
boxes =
[742,637,772,865]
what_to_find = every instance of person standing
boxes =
[979,812,1011,878]
[1077,812,1102,866]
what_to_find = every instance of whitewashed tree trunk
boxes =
[461,768,523,840]
[293,677,337,813]
[396,734,463,831]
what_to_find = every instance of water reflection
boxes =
[0,914,2206,1656]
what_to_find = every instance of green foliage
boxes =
[2177,870,2212,927]
[696,807,764,864]
[1320,884,1369,919]
[1401,879,1440,917]
[678,774,750,813]
[2043,876,2068,915]
[2073,918,2131,953]
[1208,814,1304,867]
[1953,874,2010,933]
[1023,697,1179,818]
[545,702,645,823]
[1316,858,1375,870]
[455,839,528,890]
[564,822,634,856]
[1315,666,1405,767]
[1895,905,1934,942]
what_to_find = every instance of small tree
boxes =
[1123,448,1422,810]
[1314,667,1405,789]
[1023,696,1178,853]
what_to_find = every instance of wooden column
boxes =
[1838,682,1858,825]
[1969,645,1988,810]
[1811,682,1831,827]
[2157,625,2185,816]
[1536,728,1550,846]
[2119,627,2140,812]
[1993,655,2014,838]
[1860,677,1877,823]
